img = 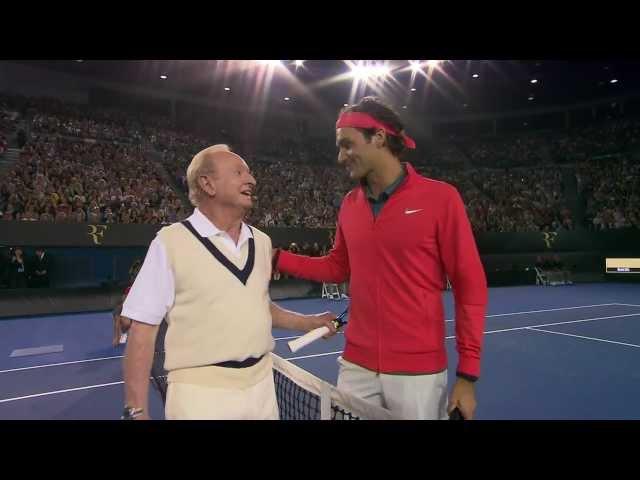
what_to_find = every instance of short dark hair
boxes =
[339,96,407,157]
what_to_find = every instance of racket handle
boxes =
[288,326,330,353]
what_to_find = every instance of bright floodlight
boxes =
[530,79,538,84]
[294,60,304,67]
[160,75,167,80]
[410,87,417,92]
[409,60,422,72]
[426,60,441,67]
[350,62,390,81]
[284,97,291,101]
[472,73,479,79]
[610,78,619,84]
[371,65,390,77]
[351,64,369,80]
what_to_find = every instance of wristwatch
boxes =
[121,406,145,420]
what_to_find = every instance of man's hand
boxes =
[271,304,338,336]
[448,377,477,419]
[305,311,339,338]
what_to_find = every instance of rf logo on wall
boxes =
[542,232,558,249]
[87,225,109,245]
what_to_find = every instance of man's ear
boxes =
[373,129,387,148]
[198,174,216,197]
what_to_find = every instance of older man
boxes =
[121,145,336,420]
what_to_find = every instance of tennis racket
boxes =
[288,307,348,353]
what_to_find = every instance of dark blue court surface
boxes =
[1,283,639,419]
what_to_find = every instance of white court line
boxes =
[445,312,640,339]
[526,327,640,349]
[0,334,340,374]
[4,311,639,403]
[0,355,125,374]
[445,303,626,322]
[275,334,307,341]
[2,304,634,374]
[0,380,124,404]
[0,352,345,404]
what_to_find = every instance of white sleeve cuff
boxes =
[120,307,164,326]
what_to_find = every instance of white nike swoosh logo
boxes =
[405,209,423,215]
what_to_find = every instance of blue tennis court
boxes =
[1,282,639,419]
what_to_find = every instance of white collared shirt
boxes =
[121,208,254,326]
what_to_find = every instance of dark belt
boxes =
[210,355,264,369]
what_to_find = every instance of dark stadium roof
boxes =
[15,59,640,117]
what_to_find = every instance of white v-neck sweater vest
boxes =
[158,222,275,373]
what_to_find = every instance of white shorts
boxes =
[165,369,279,420]
[337,356,448,420]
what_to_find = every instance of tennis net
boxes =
[150,348,395,420]
[271,352,396,420]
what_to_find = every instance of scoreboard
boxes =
[605,258,640,274]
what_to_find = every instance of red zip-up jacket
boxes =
[277,163,487,379]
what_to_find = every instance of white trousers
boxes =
[337,356,448,420]
[165,370,279,420]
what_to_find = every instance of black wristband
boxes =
[456,371,478,383]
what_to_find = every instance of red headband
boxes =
[336,112,416,149]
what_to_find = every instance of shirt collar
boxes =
[189,208,253,245]
[365,165,408,202]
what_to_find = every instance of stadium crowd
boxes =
[1,93,639,233]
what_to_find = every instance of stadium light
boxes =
[610,78,619,84]
[409,60,422,72]
[284,97,291,101]
[372,65,390,77]
[350,64,369,80]
[294,60,304,67]
[349,62,391,80]
[410,87,417,92]
[472,73,479,79]
[426,60,441,67]
[530,79,538,84]
[160,75,167,80]
[224,87,231,91]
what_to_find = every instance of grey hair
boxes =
[186,144,231,207]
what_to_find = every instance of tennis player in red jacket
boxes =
[274,97,488,419]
